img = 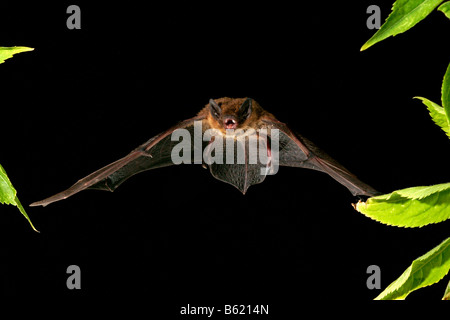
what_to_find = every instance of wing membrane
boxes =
[31,116,206,206]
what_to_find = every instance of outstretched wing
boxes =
[31,116,207,207]
[262,116,380,197]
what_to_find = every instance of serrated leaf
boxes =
[361,0,444,51]
[375,237,450,300]
[395,182,450,199]
[0,46,34,64]
[415,96,450,138]
[438,1,450,19]
[443,279,450,300]
[354,182,450,227]
[0,164,38,232]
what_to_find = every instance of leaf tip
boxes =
[20,46,34,52]
[360,43,370,52]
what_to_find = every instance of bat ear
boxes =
[209,99,222,120]
[238,98,252,120]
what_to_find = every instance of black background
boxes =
[1,0,449,310]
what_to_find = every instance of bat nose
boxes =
[224,117,238,129]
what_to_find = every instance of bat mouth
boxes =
[224,118,237,129]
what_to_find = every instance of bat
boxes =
[30,97,379,207]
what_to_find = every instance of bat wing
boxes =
[30,115,207,207]
[262,116,380,197]
[205,132,270,194]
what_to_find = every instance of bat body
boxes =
[31,98,379,207]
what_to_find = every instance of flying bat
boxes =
[30,97,379,207]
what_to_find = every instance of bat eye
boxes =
[209,99,222,120]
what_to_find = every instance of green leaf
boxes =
[395,183,450,199]
[443,279,450,300]
[0,164,38,232]
[442,62,450,119]
[414,97,450,138]
[375,237,450,300]
[0,165,17,205]
[0,46,34,64]
[414,62,450,138]
[438,1,450,19]
[361,0,444,51]
[354,182,450,227]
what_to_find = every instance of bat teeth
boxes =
[224,118,237,129]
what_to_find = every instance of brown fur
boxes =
[198,97,274,134]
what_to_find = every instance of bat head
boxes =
[208,97,253,131]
